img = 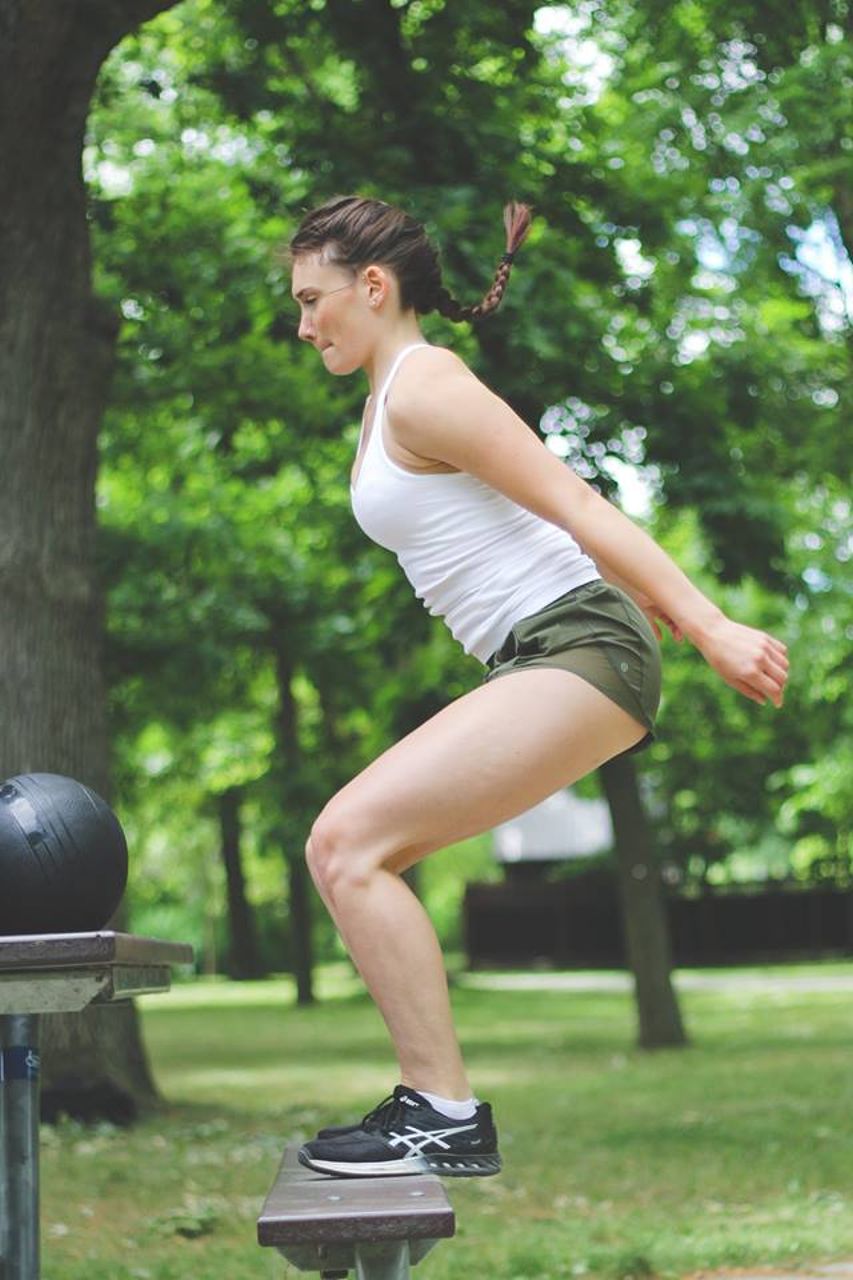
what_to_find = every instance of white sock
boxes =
[416,1089,478,1120]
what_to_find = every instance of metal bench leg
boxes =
[353,1242,411,1280]
[0,1013,41,1280]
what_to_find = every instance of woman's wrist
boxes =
[678,600,727,649]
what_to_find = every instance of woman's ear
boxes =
[362,264,390,309]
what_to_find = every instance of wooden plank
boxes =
[0,932,193,972]
[257,1148,455,1247]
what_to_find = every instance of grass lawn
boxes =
[40,962,853,1280]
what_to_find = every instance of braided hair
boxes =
[289,196,532,322]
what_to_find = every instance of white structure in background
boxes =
[492,788,613,864]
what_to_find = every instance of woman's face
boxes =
[291,252,375,375]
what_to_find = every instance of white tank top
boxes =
[350,343,601,663]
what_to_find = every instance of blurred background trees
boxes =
[4,0,843,1010]
[82,0,848,984]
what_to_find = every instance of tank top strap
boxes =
[352,343,431,490]
[376,342,432,408]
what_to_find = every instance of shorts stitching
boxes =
[612,596,650,717]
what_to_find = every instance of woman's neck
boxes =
[364,320,427,394]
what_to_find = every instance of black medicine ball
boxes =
[0,773,128,936]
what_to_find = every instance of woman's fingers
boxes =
[725,668,766,703]
[753,663,788,707]
[739,661,785,707]
[733,678,765,705]
[702,618,790,707]
[765,658,789,697]
[643,609,663,641]
[647,607,682,642]
[763,674,784,708]
[761,640,790,706]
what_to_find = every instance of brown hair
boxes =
[289,196,532,322]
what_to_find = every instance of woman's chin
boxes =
[321,345,359,376]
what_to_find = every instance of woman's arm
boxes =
[388,353,788,706]
[588,551,684,643]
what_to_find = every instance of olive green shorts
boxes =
[484,579,661,754]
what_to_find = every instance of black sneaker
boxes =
[299,1085,501,1178]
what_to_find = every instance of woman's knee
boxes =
[305,804,376,898]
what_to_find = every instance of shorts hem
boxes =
[483,659,654,754]
[482,581,661,757]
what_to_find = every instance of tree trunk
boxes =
[219,787,264,979]
[599,756,688,1049]
[39,1003,158,1125]
[0,0,183,1123]
[273,642,315,1005]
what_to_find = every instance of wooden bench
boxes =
[258,1146,455,1280]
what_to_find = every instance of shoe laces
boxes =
[361,1087,414,1133]
[360,1093,398,1131]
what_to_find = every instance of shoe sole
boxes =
[298,1148,502,1179]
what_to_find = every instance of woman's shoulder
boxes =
[383,346,484,471]
[390,344,478,412]
[385,344,505,471]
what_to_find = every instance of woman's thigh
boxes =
[314,668,645,872]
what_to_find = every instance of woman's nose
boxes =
[298,313,316,342]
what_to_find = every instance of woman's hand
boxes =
[694,615,789,707]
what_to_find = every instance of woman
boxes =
[289,196,788,1179]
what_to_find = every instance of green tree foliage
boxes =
[580,0,851,883]
[87,0,850,971]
